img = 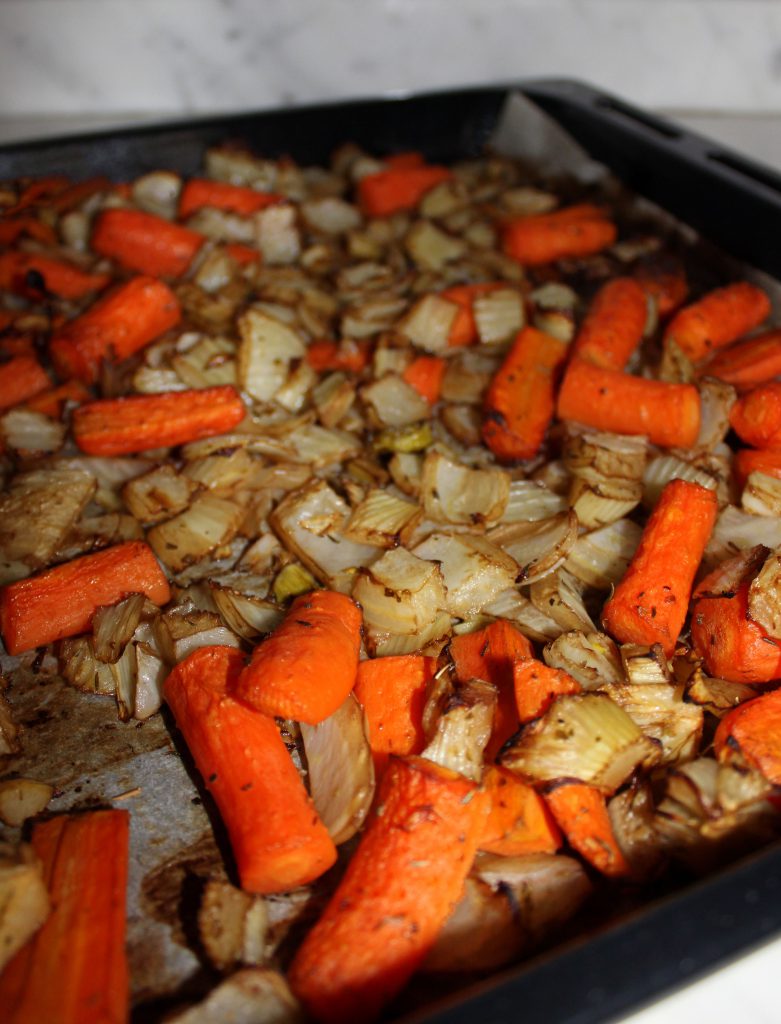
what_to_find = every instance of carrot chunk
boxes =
[358,165,452,217]
[353,655,435,776]
[479,765,561,856]
[0,251,110,300]
[179,178,283,218]
[288,755,486,1024]
[513,658,581,724]
[72,385,245,456]
[24,379,91,418]
[571,277,648,371]
[544,782,630,877]
[402,355,446,404]
[483,325,569,462]
[557,358,701,449]
[0,810,129,1024]
[0,540,170,655]
[91,208,204,277]
[224,242,261,265]
[504,205,616,266]
[383,151,425,170]
[602,479,717,657]
[306,339,372,374]
[702,329,781,392]
[734,447,781,491]
[634,258,689,317]
[0,354,50,411]
[714,688,781,784]
[235,591,362,725]
[50,275,181,382]
[439,282,505,347]
[730,381,781,449]
[663,282,771,362]
[0,218,57,247]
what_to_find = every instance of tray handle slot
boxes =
[593,96,682,140]
[706,148,781,199]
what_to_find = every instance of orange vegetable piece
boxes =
[0,354,50,411]
[383,151,425,170]
[557,358,701,449]
[572,277,648,371]
[0,218,57,246]
[479,766,561,856]
[0,540,170,655]
[0,809,129,1024]
[544,782,630,877]
[0,251,109,300]
[224,242,261,265]
[50,275,181,382]
[730,380,781,449]
[513,658,581,724]
[288,755,486,1024]
[663,281,771,362]
[306,339,372,374]
[179,178,283,218]
[439,282,505,347]
[602,479,717,658]
[72,385,245,456]
[634,258,689,317]
[714,688,781,784]
[235,591,362,725]
[6,175,69,214]
[46,176,112,214]
[734,448,781,491]
[358,165,452,217]
[504,204,616,266]
[25,379,91,418]
[702,329,781,392]
[402,355,446,404]
[91,207,204,277]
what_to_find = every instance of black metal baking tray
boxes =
[3,79,781,1023]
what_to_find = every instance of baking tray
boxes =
[3,79,781,1023]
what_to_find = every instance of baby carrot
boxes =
[571,277,648,371]
[6,175,69,214]
[513,658,581,724]
[634,258,688,317]
[0,218,57,247]
[734,448,781,491]
[730,381,781,448]
[702,329,781,392]
[0,251,110,300]
[306,339,372,374]
[235,591,362,725]
[0,354,50,411]
[165,645,337,893]
[439,282,505,347]
[353,654,435,776]
[179,178,283,218]
[556,358,701,449]
[358,165,452,217]
[383,151,425,170]
[224,242,261,265]
[478,765,562,857]
[504,204,616,266]
[0,809,129,1024]
[288,755,486,1024]
[663,282,771,363]
[0,540,170,655]
[602,479,717,658]
[402,355,446,404]
[72,385,246,456]
[483,325,569,462]
[50,275,181,382]
[544,782,630,877]
[24,379,91,418]
[714,688,781,784]
[91,208,204,277]
[46,175,112,214]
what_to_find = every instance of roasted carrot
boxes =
[479,766,562,857]
[6,175,69,215]
[714,688,781,784]
[383,151,425,170]
[224,241,261,265]
[0,334,35,359]
[0,218,57,247]
[91,207,204,277]
[0,540,170,655]
[0,809,129,1024]
[439,282,505,347]
[165,645,337,893]
[72,385,245,456]
[306,339,372,374]
[734,447,781,491]
[288,755,486,1024]
[47,175,112,214]
[513,658,581,724]
[503,204,616,266]
[556,358,701,449]
[663,282,771,363]
[358,165,452,217]
[353,654,435,776]
[701,329,781,392]
[634,257,688,317]
[482,325,569,462]
[0,354,49,411]
[450,619,533,759]
[601,479,717,658]
[50,275,181,383]
[179,178,283,219]
[25,379,91,418]
[571,277,647,371]
[543,782,630,877]
[235,591,362,725]
[402,355,446,404]
[730,381,781,449]
[0,251,110,300]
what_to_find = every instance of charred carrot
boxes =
[571,277,647,371]
[734,447,781,491]
[602,479,717,657]
[353,655,435,776]
[91,207,204,277]
[663,282,771,362]
[179,178,283,219]
[288,755,486,1024]
[0,335,35,359]
[0,809,129,1024]
[0,354,49,411]
[306,339,372,374]
[483,325,569,462]
[700,329,781,392]
[358,165,452,217]
[504,204,616,266]
[479,766,561,857]
[402,355,446,404]
[6,175,69,214]
[224,242,261,265]
[0,251,109,300]
[383,151,425,170]
[714,688,781,784]
[0,218,57,246]
[634,257,688,317]
[730,381,781,449]
[513,658,581,724]
[0,540,170,655]
[544,782,630,877]
[72,385,245,456]
[165,645,337,893]
[50,275,181,383]
[235,591,362,725]
[440,282,505,347]
[25,379,91,418]
[450,620,533,760]
[47,175,112,214]
[556,358,701,449]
